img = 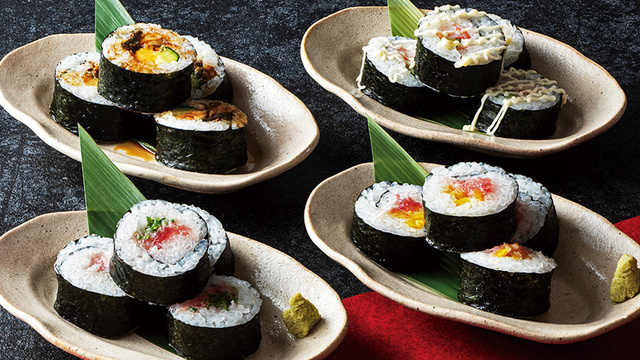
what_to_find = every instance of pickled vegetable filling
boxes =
[180,284,239,312]
[58,60,99,87]
[133,216,199,264]
[170,100,248,128]
[489,243,532,260]
[444,177,494,206]
[389,195,424,229]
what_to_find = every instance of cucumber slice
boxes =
[157,47,179,63]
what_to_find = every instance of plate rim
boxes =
[0,33,320,194]
[300,6,627,158]
[0,210,347,360]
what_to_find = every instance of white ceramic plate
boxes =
[304,162,640,344]
[0,33,319,193]
[0,211,347,360]
[301,7,626,158]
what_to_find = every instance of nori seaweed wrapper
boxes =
[54,274,137,338]
[109,246,212,305]
[425,200,517,253]
[522,204,559,257]
[507,46,532,71]
[168,313,261,360]
[359,56,452,115]
[49,79,137,143]
[213,236,235,276]
[351,212,441,272]
[205,70,234,103]
[98,53,193,113]
[458,258,553,317]
[473,96,562,139]
[155,122,247,174]
[413,38,504,97]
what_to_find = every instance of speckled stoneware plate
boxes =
[0,211,347,360]
[300,7,626,158]
[0,33,319,193]
[304,162,640,344]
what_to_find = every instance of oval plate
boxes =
[0,211,347,359]
[304,162,640,344]
[301,7,626,158]
[0,33,319,193]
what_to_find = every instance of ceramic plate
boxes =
[0,33,319,193]
[304,162,640,344]
[301,7,626,158]
[0,211,347,359]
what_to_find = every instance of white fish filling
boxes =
[356,36,425,88]
[461,246,556,274]
[55,52,113,106]
[55,235,126,297]
[355,182,425,237]
[422,162,518,216]
[114,200,208,277]
[511,174,554,244]
[169,275,262,328]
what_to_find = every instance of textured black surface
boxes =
[0,0,639,358]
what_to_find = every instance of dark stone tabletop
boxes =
[0,0,638,358]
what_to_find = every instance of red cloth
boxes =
[327,215,640,360]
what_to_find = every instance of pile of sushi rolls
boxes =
[464,68,567,138]
[351,181,441,272]
[155,99,248,174]
[188,205,235,276]
[356,36,450,115]
[110,200,212,305]
[99,23,197,113]
[413,5,506,97]
[50,52,140,142]
[185,35,233,103]
[167,275,262,360]
[422,162,518,252]
[511,174,559,256]
[487,14,531,70]
[458,243,556,317]
[54,235,137,338]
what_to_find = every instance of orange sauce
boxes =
[113,140,155,162]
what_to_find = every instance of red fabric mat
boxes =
[326,216,640,360]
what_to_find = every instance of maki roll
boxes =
[487,14,531,70]
[155,99,248,174]
[99,23,197,113]
[110,200,211,305]
[413,5,506,97]
[356,36,450,115]
[187,205,235,276]
[459,243,556,317]
[422,162,518,252]
[464,68,567,138]
[511,174,559,257]
[184,35,233,103]
[54,235,137,338]
[168,275,262,360]
[50,52,139,142]
[351,181,441,272]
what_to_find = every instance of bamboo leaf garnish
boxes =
[388,0,424,38]
[79,125,145,237]
[95,0,135,51]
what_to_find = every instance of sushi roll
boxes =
[413,5,506,97]
[458,243,556,317]
[54,235,137,338]
[356,36,451,115]
[422,162,518,252]
[511,174,559,257]
[184,35,233,103]
[487,14,531,70]
[50,52,139,142]
[167,275,262,360]
[187,204,235,276]
[351,181,441,272]
[464,68,567,138]
[155,99,248,174]
[110,200,211,305]
[98,23,197,113]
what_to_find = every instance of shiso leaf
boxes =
[388,0,424,38]
[79,125,145,237]
[368,116,428,185]
[95,0,135,51]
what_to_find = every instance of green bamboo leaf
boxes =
[418,109,471,130]
[79,125,146,237]
[368,116,428,185]
[95,0,135,51]
[388,0,424,38]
